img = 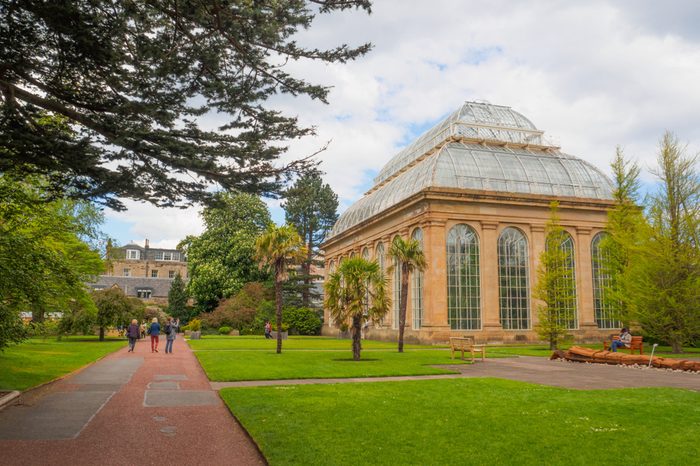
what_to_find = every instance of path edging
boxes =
[0,391,21,412]
[217,391,270,466]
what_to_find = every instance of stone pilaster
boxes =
[480,222,502,336]
[421,220,449,331]
[576,226,598,335]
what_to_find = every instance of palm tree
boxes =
[325,257,390,360]
[255,224,306,354]
[388,235,426,353]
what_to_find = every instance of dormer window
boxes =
[155,250,180,261]
[127,249,140,260]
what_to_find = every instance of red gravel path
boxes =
[0,337,265,466]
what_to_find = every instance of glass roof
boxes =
[374,102,544,185]
[329,102,614,239]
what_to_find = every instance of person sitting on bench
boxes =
[610,327,632,352]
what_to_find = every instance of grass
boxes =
[188,335,440,351]
[0,336,125,391]
[191,336,699,381]
[221,378,700,465]
[190,336,699,358]
[196,349,466,381]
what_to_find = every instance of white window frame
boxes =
[123,268,130,277]
[126,249,140,260]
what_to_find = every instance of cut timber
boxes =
[551,346,700,372]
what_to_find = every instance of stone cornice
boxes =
[322,187,613,249]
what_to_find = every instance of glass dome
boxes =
[330,102,614,238]
[374,101,544,185]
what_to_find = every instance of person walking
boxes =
[264,321,272,339]
[164,317,179,354]
[148,317,161,353]
[126,319,140,352]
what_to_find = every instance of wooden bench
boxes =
[450,337,486,362]
[603,335,644,354]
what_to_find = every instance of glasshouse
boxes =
[322,101,617,344]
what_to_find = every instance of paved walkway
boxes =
[211,356,700,391]
[0,336,264,466]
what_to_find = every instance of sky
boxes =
[104,0,700,249]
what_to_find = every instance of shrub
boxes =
[25,320,62,339]
[271,322,290,332]
[188,318,202,332]
[219,326,232,335]
[283,307,322,335]
[201,282,273,332]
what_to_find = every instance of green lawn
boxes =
[188,335,440,351]
[195,349,466,381]
[221,378,700,465]
[0,337,125,391]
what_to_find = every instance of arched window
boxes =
[392,235,402,330]
[592,232,620,329]
[375,243,385,273]
[447,224,481,330]
[411,228,424,329]
[547,231,578,329]
[498,227,530,330]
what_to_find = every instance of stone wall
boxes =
[322,189,616,345]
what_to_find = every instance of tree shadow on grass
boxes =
[331,358,380,362]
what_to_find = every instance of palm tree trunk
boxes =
[398,265,409,353]
[275,262,283,354]
[352,315,362,360]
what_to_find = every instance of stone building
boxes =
[322,102,617,344]
[90,240,188,304]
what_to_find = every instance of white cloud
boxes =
[106,0,700,245]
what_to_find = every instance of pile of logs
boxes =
[551,346,700,372]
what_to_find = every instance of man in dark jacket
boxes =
[127,319,140,352]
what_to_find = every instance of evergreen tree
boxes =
[628,132,700,352]
[167,273,189,321]
[534,202,578,350]
[181,192,271,312]
[282,170,339,308]
[0,1,372,210]
[599,147,646,324]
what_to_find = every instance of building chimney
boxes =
[145,238,149,249]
